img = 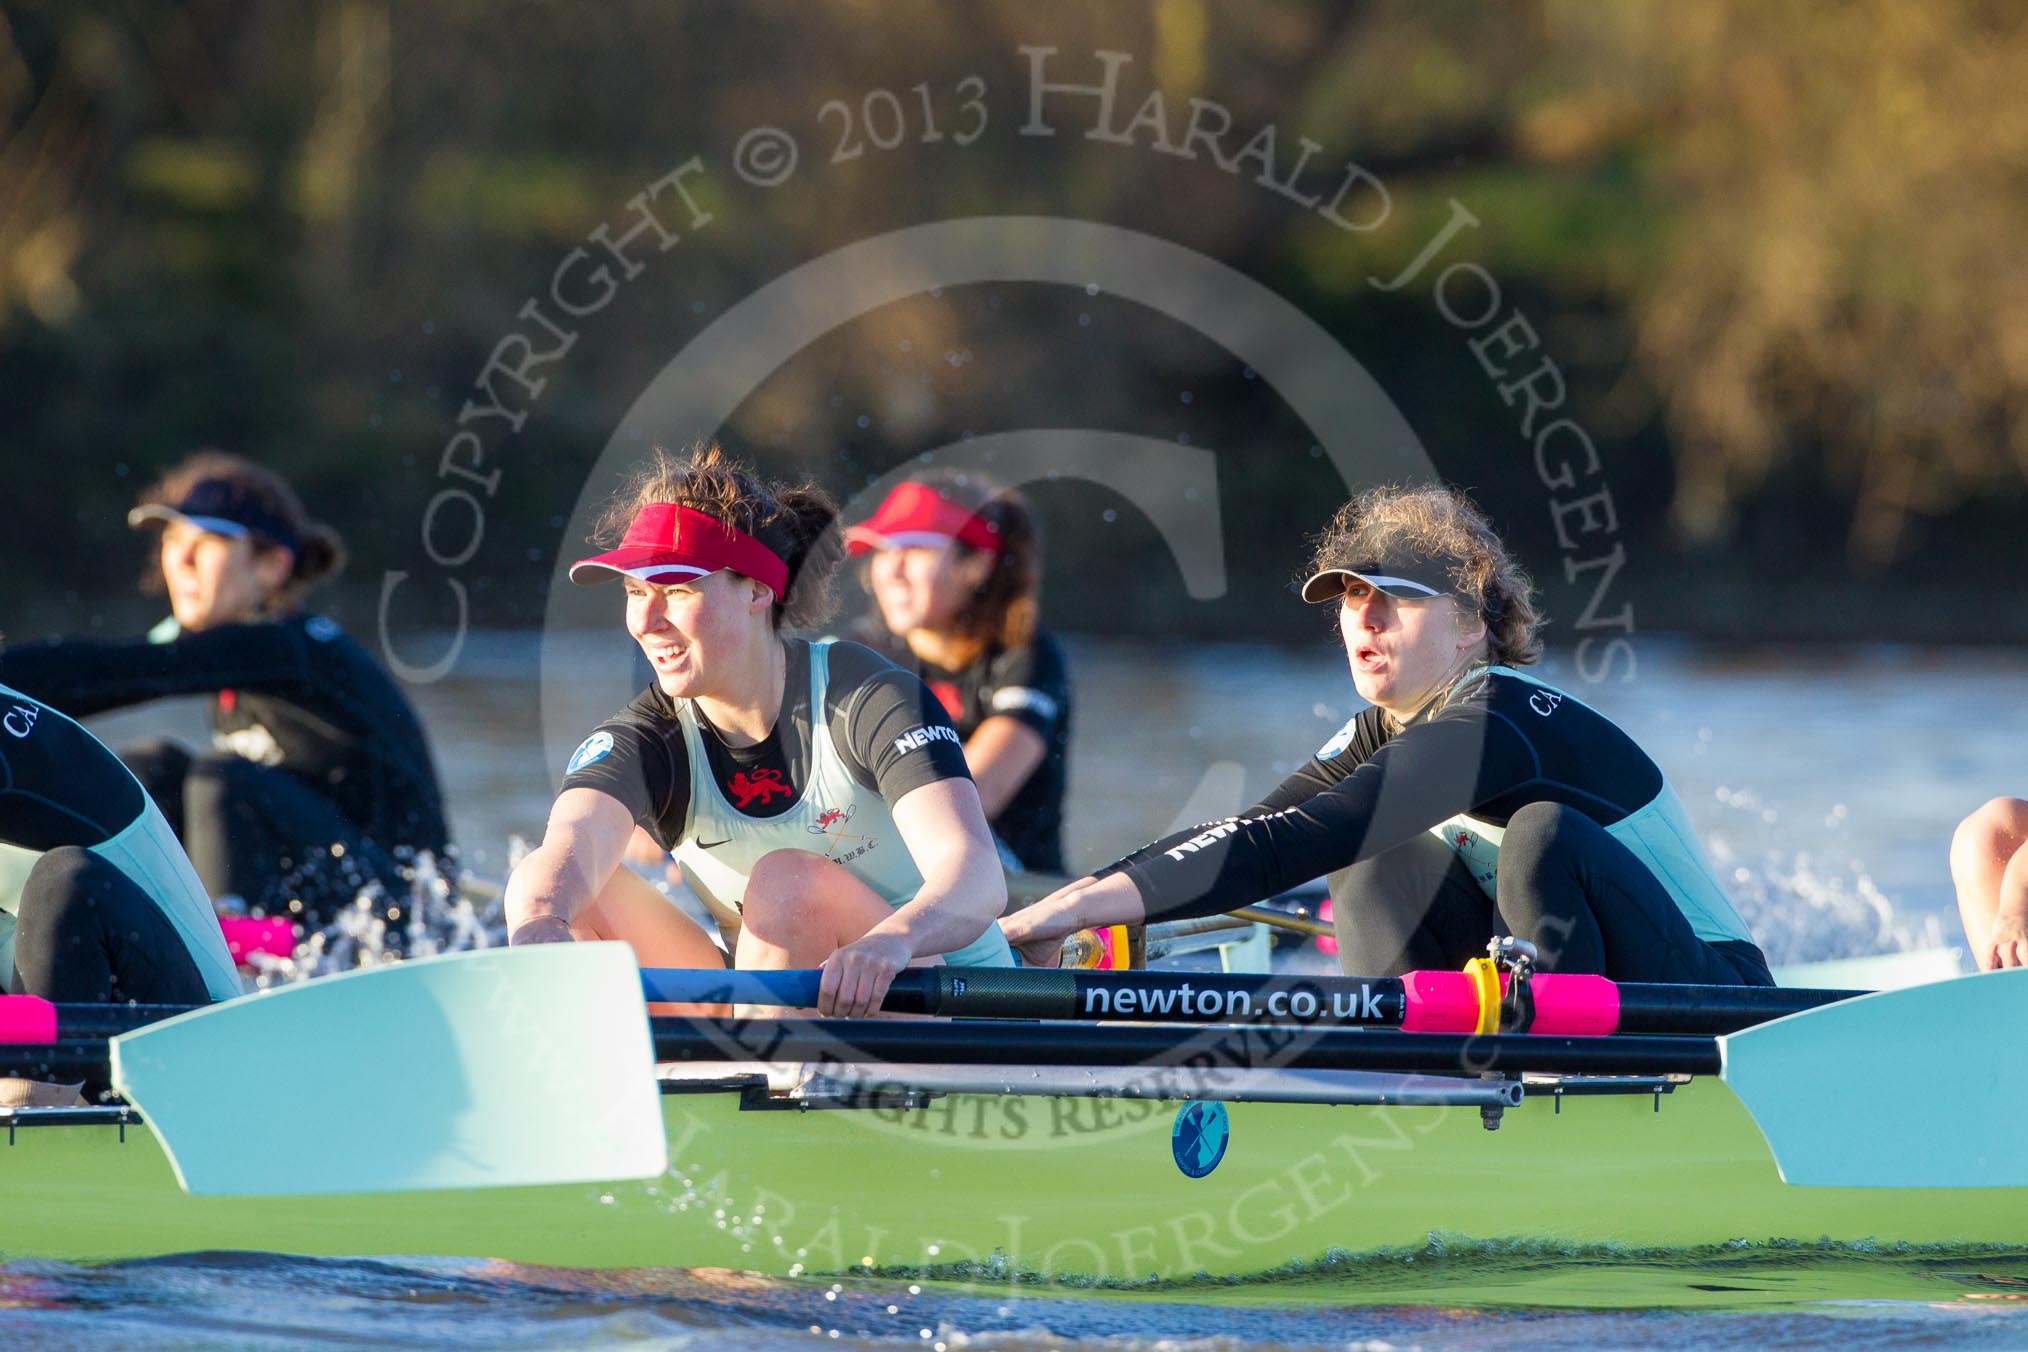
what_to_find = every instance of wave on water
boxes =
[239,849,513,985]
[859,1233,2028,1299]
[10,1243,2028,1351]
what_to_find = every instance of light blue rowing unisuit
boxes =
[1119,663,1759,953]
[0,683,241,999]
[1415,666,1754,946]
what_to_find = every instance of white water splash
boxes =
[244,844,513,988]
[1704,786,1949,964]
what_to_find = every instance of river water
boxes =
[12,631,2025,1349]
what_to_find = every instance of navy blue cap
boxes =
[128,478,299,555]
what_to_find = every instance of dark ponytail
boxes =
[290,522,347,595]
[912,470,1042,652]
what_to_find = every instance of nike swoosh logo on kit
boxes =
[697,838,733,849]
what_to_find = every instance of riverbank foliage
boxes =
[3,2,2024,639]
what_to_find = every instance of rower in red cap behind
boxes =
[844,472,1071,876]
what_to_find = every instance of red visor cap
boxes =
[568,503,790,596]
[844,481,1002,557]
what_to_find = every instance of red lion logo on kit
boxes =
[929,681,964,721]
[728,768,789,809]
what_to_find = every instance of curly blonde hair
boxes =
[1306,483,1544,666]
[590,442,842,630]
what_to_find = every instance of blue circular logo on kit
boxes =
[566,731,614,774]
[1172,1101,1229,1179]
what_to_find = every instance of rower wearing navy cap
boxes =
[504,442,1012,1020]
[0,451,451,934]
[1004,483,1774,987]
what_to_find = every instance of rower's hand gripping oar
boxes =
[106,944,668,1196]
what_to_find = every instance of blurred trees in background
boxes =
[1622,1,2028,563]
[2,1,2024,638]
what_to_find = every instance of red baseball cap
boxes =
[845,481,1002,557]
[568,503,790,596]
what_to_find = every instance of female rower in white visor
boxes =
[503,444,1012,1018]
[1003,484,1773,987]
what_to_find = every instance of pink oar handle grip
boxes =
[1397,969,1622,1035]
[0,994,58,1044]
[1315,899,1337,956]
[1524,972,1621,1036]
[219,915,296,963]
[1400,970,1479,1032]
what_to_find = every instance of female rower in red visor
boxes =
[844,473,1070,875]
[503,445,1012,1017]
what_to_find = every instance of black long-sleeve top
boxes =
[0,615,451,859]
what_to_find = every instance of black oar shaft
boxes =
[924,967,1408,1025]
[3,1021,1729,1084]
[908,969,1858,1036]
[47,1004,199,1039]
[650,966,1866,1035]
[0,1041,112,1080]
[650,1016,1723,1076]
[1611,983,1858,1034]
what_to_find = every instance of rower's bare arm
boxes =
[504,788,636,944]
[877,777,1009,954]
[963,715,1046,820]
[999,872,1148,957]
[814,779,1006,1017]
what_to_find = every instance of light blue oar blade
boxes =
[1720,966,2028,1188]
[111,943,667,1196]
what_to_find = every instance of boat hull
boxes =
[4,1074,2024,1282]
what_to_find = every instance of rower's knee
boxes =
[16,847,99,943]
[1499,802,1581,868]
[739,848,836,938]
[1493,803,1587,943]
[1951,797,2028,875]
[21,845,95,905]
[747,846,836,892]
